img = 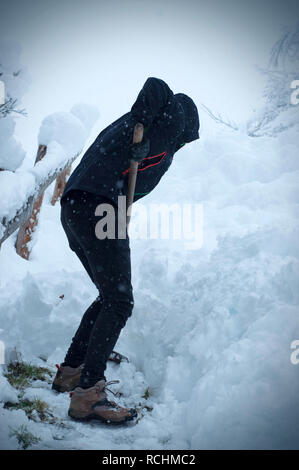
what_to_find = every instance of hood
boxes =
[174,93,200,143]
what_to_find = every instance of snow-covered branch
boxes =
[247,23,299,137]
[0,96,27,118]
[199,103,239,131]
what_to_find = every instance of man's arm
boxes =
[130,77,174,130]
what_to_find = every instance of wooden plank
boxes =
[51,165,71,206]
[15,145,47,259]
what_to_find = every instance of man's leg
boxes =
[61,190,133,387]
[60,193,104,367]
[62,296,103,368]
[61,193,95,283]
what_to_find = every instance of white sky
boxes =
[1,0,298,156]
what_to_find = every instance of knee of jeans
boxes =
[103,294,134,324]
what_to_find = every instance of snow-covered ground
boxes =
[0,109,299,448]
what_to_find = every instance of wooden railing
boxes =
[0,145,79,259]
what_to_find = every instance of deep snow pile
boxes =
[0,106,298,448]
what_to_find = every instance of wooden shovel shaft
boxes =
[126,123,144,226]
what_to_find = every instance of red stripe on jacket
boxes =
[122,151,167,176]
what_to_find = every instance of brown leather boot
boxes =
[68,380,137,424]
[52,364,84,393]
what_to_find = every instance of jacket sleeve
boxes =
[130,77,174,129]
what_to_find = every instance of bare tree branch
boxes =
[199,103,239,131]
[0,96,27,118]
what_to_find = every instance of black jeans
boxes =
[60,190,133,388]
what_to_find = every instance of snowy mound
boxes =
[38,112,87,159]
[0,119,26,172]
[38,104,99,159]
[0,115,298,450]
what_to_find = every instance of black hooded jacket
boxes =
[62,77,200,205]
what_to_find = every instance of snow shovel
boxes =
[126,122,144,227]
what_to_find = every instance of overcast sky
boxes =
[1,0,298,155]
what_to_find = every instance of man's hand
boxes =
[129,137,150,162]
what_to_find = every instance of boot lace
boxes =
[69,379,120,399]
[101,380,120,397]
[94,380,120,407]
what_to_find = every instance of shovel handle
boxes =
[126,123,144,226]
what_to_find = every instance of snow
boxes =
[0,170,35,222]
[0,117,25,172]
[0,104,100,239]
[0,40,31,101]
[38,106,100,159]
[0,375,18,405]
[38,112,87,159]
[0,41,30,171]
[0,109,299,449]
[71,103,100,132]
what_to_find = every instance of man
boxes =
[52,77,200,424]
